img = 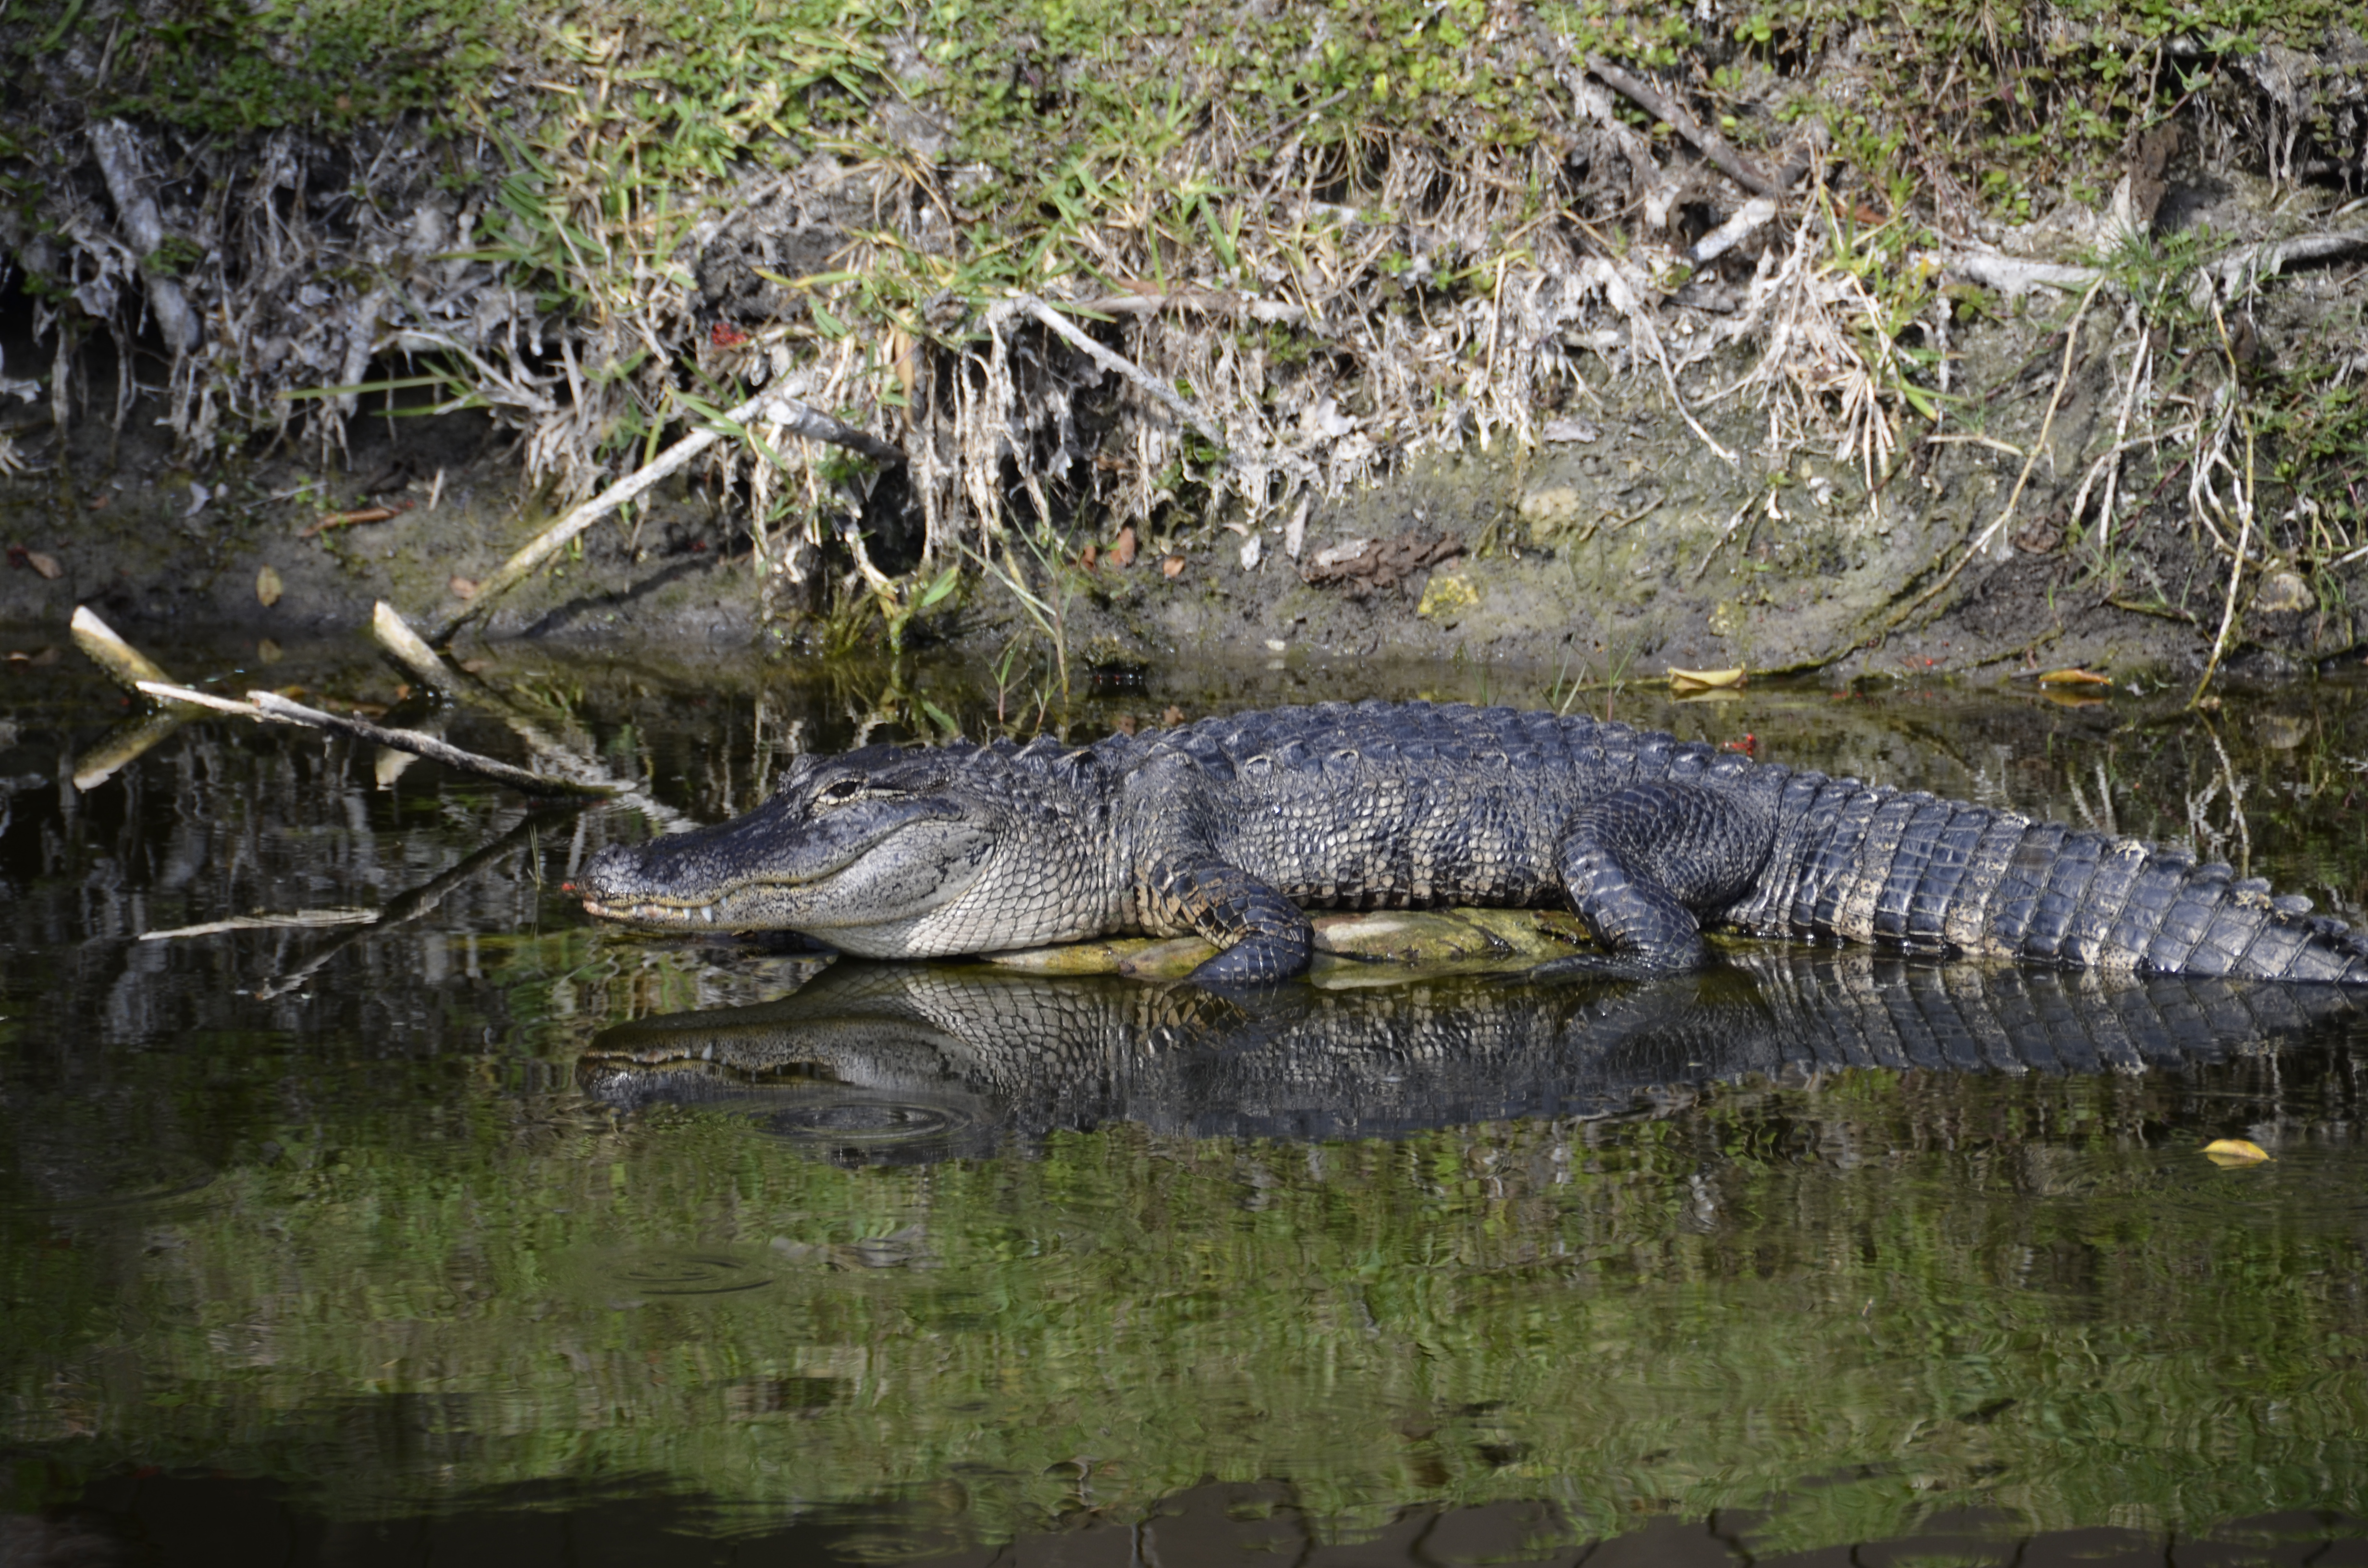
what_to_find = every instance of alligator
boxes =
[577,952,2365,1157]
[575,700,2368,987]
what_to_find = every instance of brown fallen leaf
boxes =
[256,565,284,607]
[24,550,62,580]
[1161,706,1186,726]
[1160,554,1185,579]
[1079,543,1099,571]
[2036,667,2112,686]
[1668,666,1746,692]
[458,659,488,674]
[2202,1138,2270,1165]
[1112,523,1138,568]
[449,576,480,600]
[256,639,283,663]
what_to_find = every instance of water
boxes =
[4,637,2367,1565]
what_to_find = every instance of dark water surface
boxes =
[4,640,2367,1566]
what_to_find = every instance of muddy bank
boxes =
[6,271,2366,689]
[6,3,2368,689]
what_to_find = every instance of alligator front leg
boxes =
[1145,851,1315,986]
[1556,783,1777,971]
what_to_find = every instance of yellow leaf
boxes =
[256,565,284,608]
[2201,1138,2270,1165]
[1668,666,1746,692]
[2036,667,2112,686]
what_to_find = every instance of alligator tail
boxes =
[1726,773,2368,982]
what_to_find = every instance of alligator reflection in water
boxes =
[580,951,2364,1160]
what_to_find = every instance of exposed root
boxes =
[1889,277,2109,630]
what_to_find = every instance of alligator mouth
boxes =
[576,893,736,927]
[569,873,768,927]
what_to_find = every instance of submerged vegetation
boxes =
[1,0,2364,662]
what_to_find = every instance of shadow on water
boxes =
[4,641,2368,1562]
[3,1473,2361,1566]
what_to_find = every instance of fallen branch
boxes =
[370,600,694,830]
[134,681,615,798]
[2212,229,2368,297]
[71,605,191,696]
[1939,228,2368,301]
[1002,294,1232,453]
[1942,252,2102,296]
[72,709,191,793]
[1073,290,1310,326]
[141,909,379,942]
[428,384,904,643]
[1585,57,1791,201]
[372,599,459,692]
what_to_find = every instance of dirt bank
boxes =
[7,249,2364,691]
[4,7,2366,686]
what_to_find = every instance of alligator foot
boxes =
[1558,782,1775,969]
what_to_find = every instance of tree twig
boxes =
[1004,294,1232,453]
[427,384,903,643]
[133,681,615,797]
[1585,57,1791,200]
[71,605,190,696]
[370,600,694,830]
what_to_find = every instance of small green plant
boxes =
[963,530,1083,702]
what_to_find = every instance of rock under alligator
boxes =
[575,700,2368,986]
[577,952,2363,1157]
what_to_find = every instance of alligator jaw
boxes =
[576,796,1005,951]
[576,891,740,929]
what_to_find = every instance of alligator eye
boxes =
[813,778,867,807]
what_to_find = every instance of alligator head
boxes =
[574,740,1106,957]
